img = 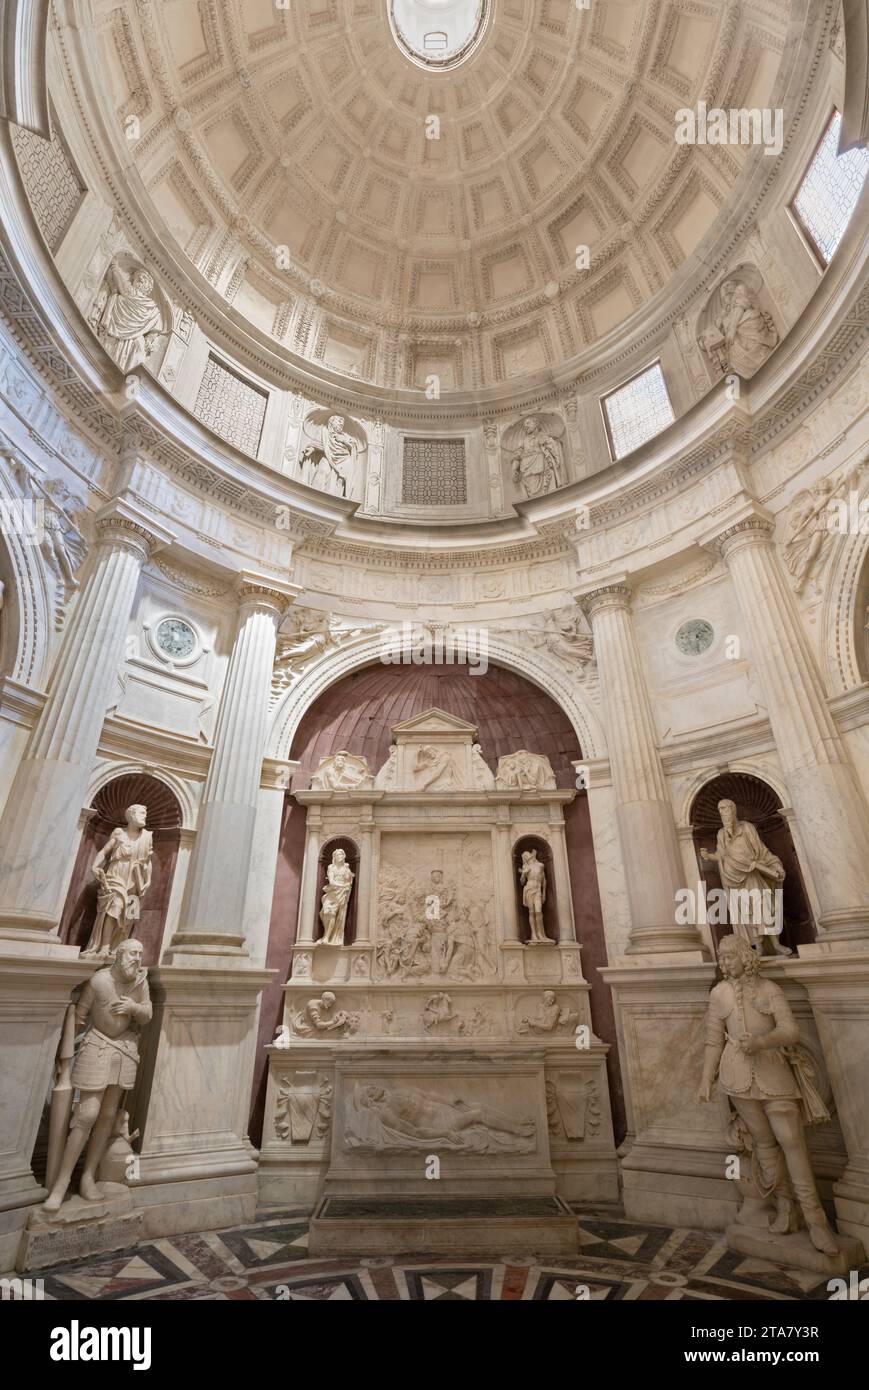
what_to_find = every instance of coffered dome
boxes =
[72,0,803,393]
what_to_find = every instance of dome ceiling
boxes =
[87,0,797,390]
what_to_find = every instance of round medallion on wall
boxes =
[154,616,198,661]
[675,619,714,656]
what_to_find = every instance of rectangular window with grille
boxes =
[601,361,675,461]
[791,109,869,266]
[193,354,268,457]
[401,437,468,505]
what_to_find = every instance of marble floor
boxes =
[29,1205,865,1300]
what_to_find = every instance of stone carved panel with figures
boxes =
[375,832,499,983]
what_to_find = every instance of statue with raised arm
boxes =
[697,934,837,1257]
[83,805,153,958]
[43,939,151,1212]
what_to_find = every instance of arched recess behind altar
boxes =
[59,772,182,964]
[250,661,625,1146]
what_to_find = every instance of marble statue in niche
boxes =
[345,1081,536,1153]
[83,805,153,959]
[43,939,151,1212]
[697,934,838,1256]
[413,744,461,791]
[275,1072,332,1143]
[310,750,374,791]
[519,848,551,943]
[290,991,360,1037]
[546,1077,601,1141]
[517,990,578,1035]
[697,266,778,379]
[783,462,864,594]
[503,414,566,498]
[319,848,354,945]
[90,259,167,372]
[496,750,557,791]
[293,410,368,500]
[699,798,790,956]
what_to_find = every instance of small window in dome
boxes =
[602,362,675,461]
[791,110,869,266]
[424,31,448,51]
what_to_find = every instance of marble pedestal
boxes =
[18,1184,143,1271]
[0,946,95,1271]
[127,962,275,1239]
[604,954,849,1233]
[260,965,620,1214]
[784,940,869,1249]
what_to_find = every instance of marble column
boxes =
[702,506,869,941]
[575,579,705,954]
[168,573,301,957]
[0,501,173,940]
[130,574,300,1238]
[0,500,172,1265]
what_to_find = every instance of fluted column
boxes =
[169,573,301,957]
[704,508,869,940]
[0,501,173,940]
[576,580,704,953]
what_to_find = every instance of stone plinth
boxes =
[19,1184,142,1271]
[309,1194,578,1258]
[726,1222,864,1277]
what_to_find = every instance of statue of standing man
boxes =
[700,798,790,956]
[519,848,551,943]
[44,939,151,1212]
[698,934,837,1257]
[84,804,153,958]
[319,847,354,945]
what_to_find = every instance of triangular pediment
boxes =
[390,707,478,738]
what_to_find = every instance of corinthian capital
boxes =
[95,499,175,559]
[236,570,303,617]
[699,502,775,561]
[573,578,633,621]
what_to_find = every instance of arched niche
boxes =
[59,772,182,964]
[690,771,815,953]
[313,835,360,945]
[511,834,559,944]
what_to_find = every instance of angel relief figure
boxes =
[503,414,566,499]
[290,410,368,500]
[783,462,864,594]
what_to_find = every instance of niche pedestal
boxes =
[260,710,618,1252]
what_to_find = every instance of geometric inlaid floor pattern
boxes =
[34,1205,866,1301]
